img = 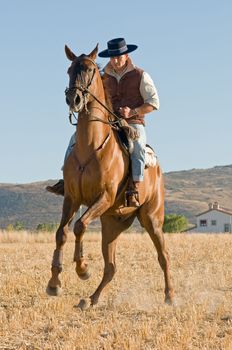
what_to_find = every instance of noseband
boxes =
[65,56,121,127]
[65,56,97,118]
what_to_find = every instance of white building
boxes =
[188,202,232,233]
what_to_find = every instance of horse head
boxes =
[64,44,99,113]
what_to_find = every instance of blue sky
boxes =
[0,0,231,183]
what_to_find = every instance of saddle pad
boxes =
[116,129,157,167]
[145,145,157,168]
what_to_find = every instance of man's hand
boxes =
[119,106,138,119]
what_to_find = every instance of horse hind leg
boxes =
[87,214,135,307]
[47,196,77,296]
[138,209,174,305]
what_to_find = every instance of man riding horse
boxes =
[46,39,174,306]
[47,38,160,207]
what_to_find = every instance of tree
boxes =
[163,214,188,233]
[14,221,25,231]
[6,221,24,231]
[5,224,14,231]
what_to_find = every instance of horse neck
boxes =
[75,94,111,161]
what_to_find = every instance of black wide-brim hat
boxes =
[98,38,138,58]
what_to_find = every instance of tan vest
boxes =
[103,67,145,125]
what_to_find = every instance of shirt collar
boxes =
[104,57,135,80]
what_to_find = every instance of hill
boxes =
[0,165,231,229]
[164,164,232,222]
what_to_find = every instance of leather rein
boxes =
[64,56,123,180]
[65,56,121,128]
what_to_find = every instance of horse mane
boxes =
[101,76,113,111]
[98,68,114,120]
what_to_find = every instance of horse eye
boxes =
[87,68,93,73]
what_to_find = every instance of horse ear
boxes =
[88,43,99,61]
[65,45,76,61]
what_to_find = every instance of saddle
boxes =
[116,127,157,168]
[46,127,157,207]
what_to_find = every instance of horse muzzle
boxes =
[65,89,84,113]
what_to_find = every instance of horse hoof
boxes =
[76,298,91,311]
[165,297,176,306]
[78,271,91,280]
[46,285,62,296]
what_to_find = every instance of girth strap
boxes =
[76,133,111,173]
[74,133,111,199]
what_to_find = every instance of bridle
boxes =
[64,56,123,177]
[65,56,121,127]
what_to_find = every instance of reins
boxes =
[67,85,121,128]
[82,85,121,122]
[65,55,122,128]
[64,54,135,185]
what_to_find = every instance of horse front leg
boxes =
[47,196,77,296]
[73,191,112,280]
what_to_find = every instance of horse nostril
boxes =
[66,97,70,105]
[75,95,80,105]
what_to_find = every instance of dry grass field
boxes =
[0,230,232,350]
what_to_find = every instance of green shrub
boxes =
[6,221,25,231]
[36,223,59,232]
[163,214,188,233]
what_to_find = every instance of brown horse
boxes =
[46,44,174,307]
